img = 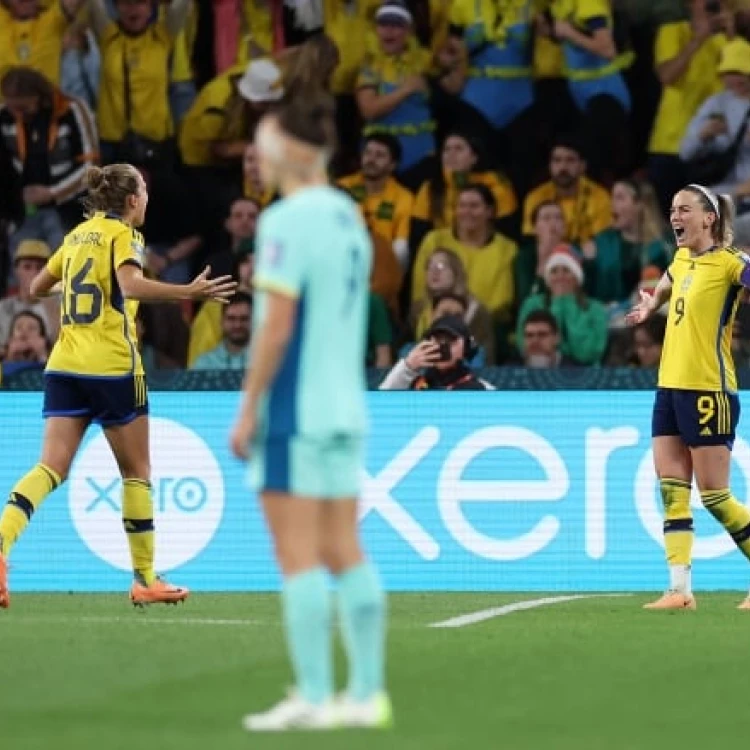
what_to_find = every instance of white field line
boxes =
[428,594,632,629]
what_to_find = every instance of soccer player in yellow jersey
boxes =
[627,184,750,611]
[0,163,236,610]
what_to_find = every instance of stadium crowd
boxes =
[1,0,750,380]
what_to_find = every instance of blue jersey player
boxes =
[230,94,391,732]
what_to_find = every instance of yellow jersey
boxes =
[648,23,724,155]
[522,177,611,243]
[0,2,70,86]
[412,170,517,227]
[659,246,748,393]
[337,174,414,244]
[97,21,174,142]
[179,64,245,166]
[46,213,145,377]
[412,228,518,319]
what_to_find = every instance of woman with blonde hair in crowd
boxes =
[583,180,672,315]
[411,247,495,363]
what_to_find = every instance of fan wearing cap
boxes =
[516,244,608,365]
[626,183,750,610]
[380,314,493,390]
[180,58,285,169]
[680,38,750,204]
[356,0,439,188]
[0,240,58,356]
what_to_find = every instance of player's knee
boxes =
[273,535,320,574]
[321,539,362,575]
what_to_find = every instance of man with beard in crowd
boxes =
[521,135,611,246]
[190,292,252,371]
[339,133,414,271]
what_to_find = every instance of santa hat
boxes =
[638,264,661,295]
[544,244,583,286]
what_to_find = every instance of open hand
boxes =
[230,411,256,460]
[625,289,655,326]
[187,266,238,302]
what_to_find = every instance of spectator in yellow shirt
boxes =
[89,0,191,165]
[339,133,413,268]
[180,57,283,236]
[413,183,518,326]
[0,0,82,88]
[522,136,611,245]
[411,131,518,249]
[188,247,253,367]
[339,133,412,314]
[356,1,438,190]
[180,58,283,170]
[647,0,730,214]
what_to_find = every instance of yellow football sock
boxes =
[122,478,156,585]
[660,478,693,565]
[701,489,750,560]
[0,464,62,557]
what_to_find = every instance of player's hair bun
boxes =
[85,166,107,191]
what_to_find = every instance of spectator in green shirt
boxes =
[367,293,393,367]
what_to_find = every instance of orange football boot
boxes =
[0,551,8,609]
[736,597,750,611]
[129,576,189,607]
[643,591,696,610]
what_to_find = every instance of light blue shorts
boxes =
[250,434,364,499]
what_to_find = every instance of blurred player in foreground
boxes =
[0,164,236,610]
[230,94,391,731]
[627,184,750,610]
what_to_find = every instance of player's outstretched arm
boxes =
[625,273,673,326]
[29,269,62,301]
[117,264,237,303]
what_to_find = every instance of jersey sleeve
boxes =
[724,248,750,286]
[46,248,64,279]
[113,229,145,270]
[253,211,305,298]
[654,22,682,67]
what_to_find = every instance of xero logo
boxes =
[69,418,225,572]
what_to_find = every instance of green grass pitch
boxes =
[0,593,747,750]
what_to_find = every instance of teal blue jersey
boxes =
[252,185,372,439]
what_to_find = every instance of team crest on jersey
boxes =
[681,274,693,293]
